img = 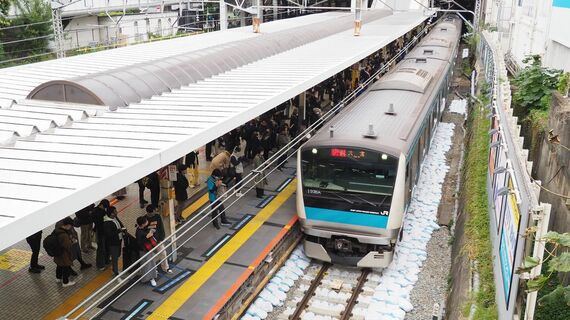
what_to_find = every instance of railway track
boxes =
[282,263,372,320]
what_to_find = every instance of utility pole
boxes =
[353,0,362,36]
[51,2,65,59]
[219,0,227,30]
[253,0,262,33]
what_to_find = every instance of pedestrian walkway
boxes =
[0,148,212,320]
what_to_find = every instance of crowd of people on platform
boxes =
[22,56,389,290]
[26,199,171,288]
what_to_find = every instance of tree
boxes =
[512,55,562,114]
[1,0,52,65]
[0,0,10,61]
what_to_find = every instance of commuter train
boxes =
[296,15,462,268]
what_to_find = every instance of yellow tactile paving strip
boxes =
[147,180,297,319]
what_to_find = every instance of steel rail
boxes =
[340,268,370,320]
[290,263,330,320]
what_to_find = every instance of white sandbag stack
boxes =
[363,122,455,320]
[242,246,311,320]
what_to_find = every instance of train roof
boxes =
[304,15,462,157]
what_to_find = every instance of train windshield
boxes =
[301,147,398,208]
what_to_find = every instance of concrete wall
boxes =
[531,93,570,234]
[484,0,570,72]
[63,16,101,51]
[98,12,179,45]
[62,12,179,50]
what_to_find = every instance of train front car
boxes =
[296,15,462,269]
[297,144,406,268]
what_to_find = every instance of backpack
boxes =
[43,232,62,257]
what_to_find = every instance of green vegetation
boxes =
[535,276,570,319]
[512,55,561,115]
[511,55,562,154]
[518,231,570,317]
[461,82,497,319]
[0,0,53,66]
[558,72,570,96]
[97,9,140,17]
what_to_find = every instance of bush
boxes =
[512,55,561,114]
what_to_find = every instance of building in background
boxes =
[485,0,570,71]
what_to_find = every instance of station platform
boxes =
[100,166,298,320]
[0,145,300,320]
[0,147,213,320]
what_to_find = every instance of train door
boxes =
[419,127,426,162]
[405,162,412,205]
[411,143,420,185]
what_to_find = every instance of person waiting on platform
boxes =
[92,199,110,271]
[253,148,268,198]
[207,169,232,230]
[209,149,231,176]
[185,150,200,188]
[145,205,172,274]
[75,204,95,253]
[230,146,245,197]
[136,216,158,287]
[26,231,44,274]
[103,206,125,277]
[173,164,189,223]
[53,217,76,287]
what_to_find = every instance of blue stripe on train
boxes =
[305,206,388,228]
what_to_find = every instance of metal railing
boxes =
[478,30,550,320]
[62,14,436,319]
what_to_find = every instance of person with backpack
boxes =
[103,206,125,276]
[55,218,92,274]
[26,230,44,274]
[135,216,158,287]
[207,169,232,230]
[52,217,75,287]
[146,205,172,274]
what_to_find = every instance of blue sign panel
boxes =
[553,0,570,8]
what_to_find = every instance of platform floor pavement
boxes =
[93,165,298,319]
[0,148,213,320]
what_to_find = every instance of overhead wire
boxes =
[0,19,53,31]
[2,7,325,60]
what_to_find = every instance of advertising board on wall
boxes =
[498,177,521,306]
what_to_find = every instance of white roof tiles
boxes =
[0,10,429,249]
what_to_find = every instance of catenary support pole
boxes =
[219,0,227,30]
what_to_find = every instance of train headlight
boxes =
[381,153,388,160]
[312,148,318,154]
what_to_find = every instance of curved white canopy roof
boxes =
[0,10,429,249]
